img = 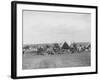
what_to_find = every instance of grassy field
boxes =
[22,52,91,70]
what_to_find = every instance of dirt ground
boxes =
[22,52,91,69]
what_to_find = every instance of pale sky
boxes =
[23,10,91,44]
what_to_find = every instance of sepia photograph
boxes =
[11,1,97,79]
[22,10,91,69]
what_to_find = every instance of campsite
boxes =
[22,42,91,69]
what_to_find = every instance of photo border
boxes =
[11,1,98,79]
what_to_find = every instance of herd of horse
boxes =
[23,42,91,56]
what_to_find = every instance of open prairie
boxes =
[22,52,90,69]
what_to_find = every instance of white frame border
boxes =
[16,3,96,77]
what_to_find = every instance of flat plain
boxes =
[22,51,90,69]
